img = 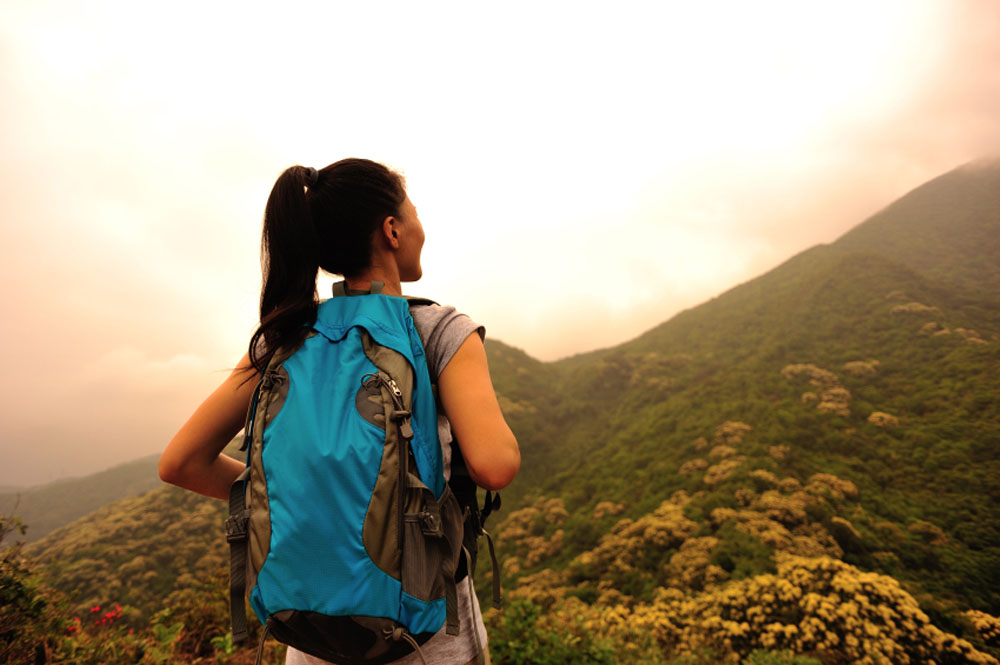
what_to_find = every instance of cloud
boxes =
[0,346,227,486]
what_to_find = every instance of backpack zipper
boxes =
[363,373,407,413]
[384,375,404,408]
[364,371,413,552]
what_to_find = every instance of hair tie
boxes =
[304,167,319,188]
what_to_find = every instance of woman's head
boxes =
[306,158,408,277]
[250,158,410,373]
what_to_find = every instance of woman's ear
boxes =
[380,215,400,248]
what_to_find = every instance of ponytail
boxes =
[249,165,321,375]
[247,159,406,375]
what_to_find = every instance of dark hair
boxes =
[247,158,407,374]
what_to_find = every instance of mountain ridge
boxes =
[0,453,162,543]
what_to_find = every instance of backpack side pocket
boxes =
[401,477,463,635]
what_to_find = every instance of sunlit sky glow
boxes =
[2,1,998,486]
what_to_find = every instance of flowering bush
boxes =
[816,387,851,417]
[497,497,570,571]
[782,365,853,417]
[680,459,709,475]
[593,501,626,519]
[867,412,899,427]
[954,328,988,344]
[781,365,840,389]
[921,321,948,335]
[804,474,859,501]
[769,446,791,460]
[504,556,998,665]
[966,610,1000,648]
[841,360,880,379]
[749,470,780,489]
[715,421,754,445]
[890,302,940,315]
[704,457,746,485]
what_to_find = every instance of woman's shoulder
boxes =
[409,303,483,341]
[408,302,484,378]
[408,300,459,328]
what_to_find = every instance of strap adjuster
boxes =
[421,511,442,537]
[405,510,443,537]
[226,511,250,543]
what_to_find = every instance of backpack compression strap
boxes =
[227,466,252,643]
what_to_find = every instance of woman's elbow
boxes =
[467,435,520,490]
[158,439,195,487]
[158,447,190,486]
[158,453,179,485]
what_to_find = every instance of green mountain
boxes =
[21,443,244,620]
[23,160,1000,664]
[834,158,1000,299]
[1,454,162,543]
[27,483,226,618]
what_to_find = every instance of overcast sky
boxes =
[1,1,999,487]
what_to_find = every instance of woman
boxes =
[159,158,520,665]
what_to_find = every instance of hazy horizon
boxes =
[2,1,999,486]
[2,156,995,491]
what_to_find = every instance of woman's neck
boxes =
[344,267,402,296]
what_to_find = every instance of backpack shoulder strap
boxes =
[402,291,503,605]
[330,280,435,307]
[404,295,437,308]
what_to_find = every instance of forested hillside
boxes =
[0,454,162,544]
[7,160,1000,664]
[29,485,227,616]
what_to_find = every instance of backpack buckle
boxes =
[226,511,250,543]
[414,510,443,537]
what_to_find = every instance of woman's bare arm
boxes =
[437,335,520,490]
[158,354,258,500]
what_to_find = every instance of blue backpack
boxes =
[226,282,466,664]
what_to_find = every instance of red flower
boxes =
[90,605,101,613]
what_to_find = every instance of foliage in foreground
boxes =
[491,475,1000,665]
[1,512,283,665]
[489,563,1000,664]
[6,508,875,665]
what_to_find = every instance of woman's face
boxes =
[395,196,425,282]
